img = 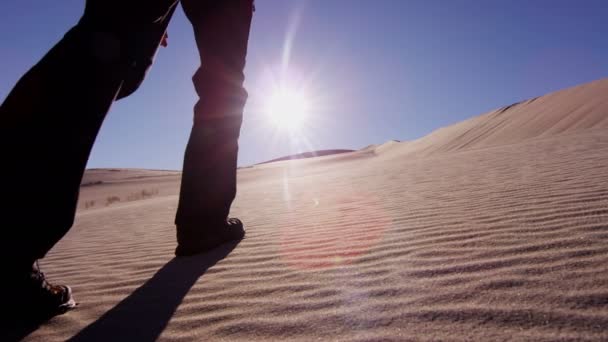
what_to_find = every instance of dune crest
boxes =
[257,149,355,165]
[374,78,608,157]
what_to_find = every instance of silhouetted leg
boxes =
[0,0,176,273]
[175,1,253,237]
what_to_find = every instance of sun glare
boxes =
[265,87,309,131]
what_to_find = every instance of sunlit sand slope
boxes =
[22,79,608,341]
[373,78,608,158]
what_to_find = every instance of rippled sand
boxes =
[20,79,608,341]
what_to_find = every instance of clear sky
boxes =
[1,1,607,169]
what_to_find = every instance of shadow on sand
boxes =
[3,241,239,342]
[68,241,239,341]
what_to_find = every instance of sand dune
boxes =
[256,149,355,165]
[81,169,181,185]
[14,78,608,341]
[373,77,608,158]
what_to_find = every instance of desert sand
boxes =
[17,78,608,341]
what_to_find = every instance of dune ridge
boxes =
[371,78,608,158]
[257,149,356,165]
[17,78,608,341]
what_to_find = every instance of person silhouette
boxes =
[0,0,253,320]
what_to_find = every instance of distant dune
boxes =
[81,168,180,185]
[256,149,355,165]
[19,78,608,341]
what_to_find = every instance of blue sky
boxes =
[1,1,607,168]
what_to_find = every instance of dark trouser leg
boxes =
[176,1,253,231]
[0,0,176,272]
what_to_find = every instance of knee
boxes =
[76,3,176,99]
[87,30,123,64]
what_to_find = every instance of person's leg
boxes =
[0,12,123,276]
[0,0,176,315]
[175,0,253,256]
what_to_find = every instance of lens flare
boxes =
[279,191,392,271]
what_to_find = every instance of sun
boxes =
[265,87,309,131]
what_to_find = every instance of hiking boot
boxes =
[175,217,245,256]
[11,262,77,320]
